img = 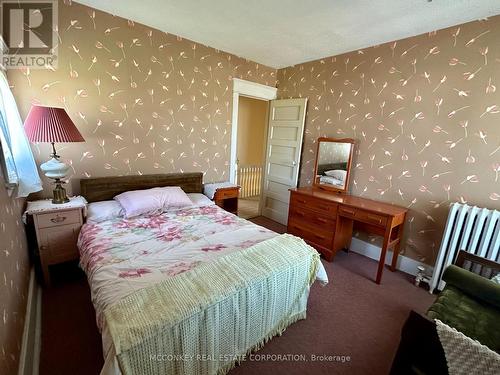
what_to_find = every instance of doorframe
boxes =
[229,78,277,184]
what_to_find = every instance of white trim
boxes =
[232,78,278,100]
[229,78,277,183]
[349,237,434,277]
[17,268,41,375]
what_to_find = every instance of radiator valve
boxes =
[415,265,431,287]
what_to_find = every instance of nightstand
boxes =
[25,198,86,285]
[204,182,240,214]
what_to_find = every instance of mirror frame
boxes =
[313,137,355,194]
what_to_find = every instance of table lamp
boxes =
[24,105,85,204]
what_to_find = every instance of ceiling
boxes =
[75,0,500,69]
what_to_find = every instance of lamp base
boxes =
[52,179,69,204]
[40,156,70,179]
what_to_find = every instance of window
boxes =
[0,109,18,187]
[0,71,42,197]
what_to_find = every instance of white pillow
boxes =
[324,169,347,181]
[187,193,215,207]
[114,186,193,218]
[491,274,500,284]
[87,201,123,223]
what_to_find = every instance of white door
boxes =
[261,98,307,225]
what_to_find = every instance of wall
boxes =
[0,180,30,375]
[7,0,277,197]
[236,96,268,166]
[277,16,500,265]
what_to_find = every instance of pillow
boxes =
[187,193,215,207]
[491,274,500,284]
[324,169,347,181]
[114,186,193,218]
[87,200,123,223]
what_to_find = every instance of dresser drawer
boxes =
[290,193,338,215]
[288,220,333,249]
[36,210,81,229]
[289,206,336,228]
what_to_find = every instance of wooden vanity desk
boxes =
[288,186,407,284]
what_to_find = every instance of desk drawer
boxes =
[36,210,81,229]
[290,193,338,215]
[356,210,387,227]
[288,220,333,249]
[338,206,356,219]
[339,206,387,227]
[289,206,335,228]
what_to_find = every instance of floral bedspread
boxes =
[78,205,277,330]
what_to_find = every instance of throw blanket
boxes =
[105,234,321,375]
[435,319,500,375]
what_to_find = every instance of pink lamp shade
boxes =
[24,105,85,143]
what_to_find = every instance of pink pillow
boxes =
[114,186,193,218]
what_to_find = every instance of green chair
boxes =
[390,251,500,375]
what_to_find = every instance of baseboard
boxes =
[349,237,434,277]
[17,268,42,375]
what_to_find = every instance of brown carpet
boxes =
[40,217,434,375]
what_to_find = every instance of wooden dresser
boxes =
[288,187,407,284]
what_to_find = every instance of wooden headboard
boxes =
[80,172,203,202]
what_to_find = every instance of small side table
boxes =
[204,182,240,215]
[24,197,86,285]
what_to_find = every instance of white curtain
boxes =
[0,71,42,197]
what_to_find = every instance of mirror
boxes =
[313,137,354,193]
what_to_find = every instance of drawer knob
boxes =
[50,216,66,223]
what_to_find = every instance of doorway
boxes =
[229,78,277,219]
[235,96,269,219]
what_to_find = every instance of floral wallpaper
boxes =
[7,0,277,197]
[0,181,29,375]
[278,16,500,264]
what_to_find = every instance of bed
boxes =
[77,173,328,375]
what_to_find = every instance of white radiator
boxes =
[429,202,500,293]
[237,165,262,198]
